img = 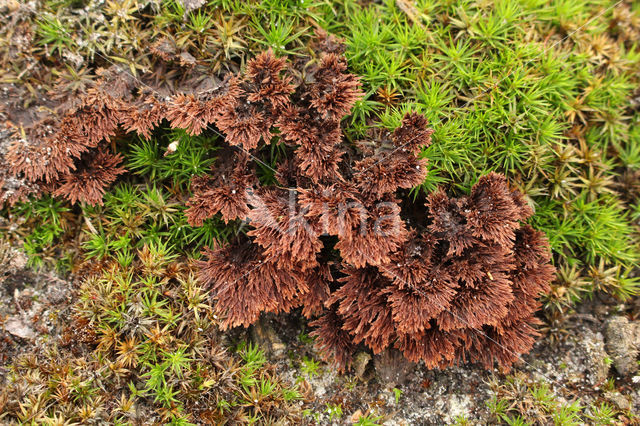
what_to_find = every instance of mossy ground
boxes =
[1,0,640,424]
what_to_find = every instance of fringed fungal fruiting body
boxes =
[187,40,555,372]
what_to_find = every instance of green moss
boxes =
[2,195,74,271]
[488,373,630,425]
[1,240,305,424]
[83,181,233,260]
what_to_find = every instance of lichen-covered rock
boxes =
[581,328,611,386]
[604,391,632,411]
[604,316,640,377]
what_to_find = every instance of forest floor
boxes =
[3,259,639,424]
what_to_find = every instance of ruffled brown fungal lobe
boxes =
[247,187,323,270]
[198,238,307,329]
[53,149,126,205]
[185,151,254,225]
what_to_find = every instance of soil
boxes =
[0,259,74,381]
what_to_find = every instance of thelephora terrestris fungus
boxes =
[190,42,555,372]
[0,33,555,372]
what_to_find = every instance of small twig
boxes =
[567,313,599,324]
[83,214,98,235]
[395,0,424,27]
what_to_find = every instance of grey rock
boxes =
[5,316,36,340]
[353,351,372,380]
[582,329,610,386]
[545,326,609,387]
[604,391,631,411]
[178,0,205,14]
[603,316,640,377]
